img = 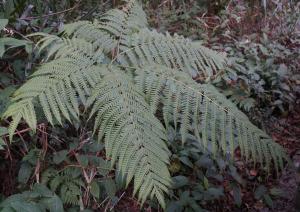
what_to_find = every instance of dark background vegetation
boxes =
[0,0,299,211]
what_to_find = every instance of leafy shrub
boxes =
[1,0,287,208]
[218,34,300,114]
[207,1,300,115]
[0,184,64,212]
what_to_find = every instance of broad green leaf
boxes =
[43,195,64,212]
[10,201,42,212]
[1,207,15,212]
[0,127,8,136]
[0,19,8,30]
[77,155,89,167]
[179,156,193,168]
[102,178,116,198]
[0,45,4,58]
[0,38,32,57]
[33,184,53,197]
[172,176,189,189]
[0,137,5,149]
[166,201,182,212]
[53,150,68,164]
[90,181,100,198]
[232,184,242,207]
[18,162,32,184]
[3,0,15,18]
[179,191,190,205]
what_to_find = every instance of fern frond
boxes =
[60,182,81,205]
[45,167,83,206]
[87,68,171,207]
[2,0,288,208]
[33,34,104,63]
[134,65,287,170]
[2,57,108,139]
[118,29,226,79]
[63,0,147,54]
[99,0,147,37]
[63,21,118,53]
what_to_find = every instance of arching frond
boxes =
[87,69,171,207]
[34,34,104,62]
[134,65,287,172]
[63,0,147,54]
[118,29,226,79]
[3,57,109,140]
[44,167,84,206]
[63,21,118,53]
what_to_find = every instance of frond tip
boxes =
[134,64,288,172]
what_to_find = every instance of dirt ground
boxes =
[265,110,300,212]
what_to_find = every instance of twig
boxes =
[109,192,126,211]
[19,2,81,21]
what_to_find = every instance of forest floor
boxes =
[265,109,300,212]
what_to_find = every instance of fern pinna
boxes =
[2,0,287,208]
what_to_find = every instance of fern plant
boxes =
[42,167,85,206]
[2,0,287,208]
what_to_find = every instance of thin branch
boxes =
[19,2,81,21]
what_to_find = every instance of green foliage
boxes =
[135,65,286,170]
[0,126,8,149]
[0,18,32,57]
[164,130,245,211]
[219,35,300,114]
[88,69,171,206]
[208,1,300,115]
[43,167,85,205]
[0,184,64,212]
[1,0,288,208]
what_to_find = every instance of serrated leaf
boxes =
[172,176,189,189]
[43,195,64,212]
[18,163,32,184]
[90,181,100,198]
[179,156,193,168]
[77,155,89,167]
[102,178,116,198]
[53,150,68,164]
[33,184,53,197]
[10,201,41,212]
